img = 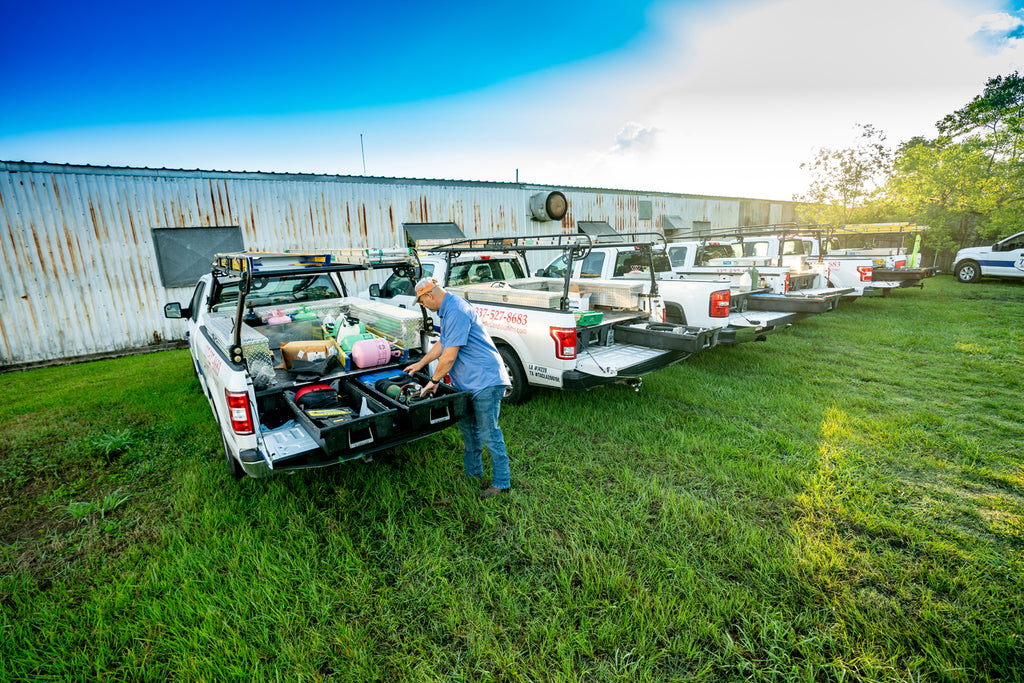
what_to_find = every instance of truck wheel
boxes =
[222,433,245,479]
[497,346,531,405]
[955,261,981,283]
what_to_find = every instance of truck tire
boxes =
[955,260,981,283]
[497,346,531,405]
[222,433,245,479]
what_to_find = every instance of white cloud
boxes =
[610,122,661,154]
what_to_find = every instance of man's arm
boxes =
[405,340,443,374]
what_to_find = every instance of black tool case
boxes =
[284,381,396,458]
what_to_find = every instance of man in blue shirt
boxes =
[405,277,512,498]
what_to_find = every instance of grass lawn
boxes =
[1,275,1022,682]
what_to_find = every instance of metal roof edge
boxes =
[0,160,797,204]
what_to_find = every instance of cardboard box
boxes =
[280,340,336,369]
[567,292,591,311]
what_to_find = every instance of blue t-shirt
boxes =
[437,293,511,395]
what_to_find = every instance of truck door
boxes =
[990,233,1024,277]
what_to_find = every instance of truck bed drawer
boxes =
[284,381,396,457]
[611,323,719,353]
[355,369,472,431]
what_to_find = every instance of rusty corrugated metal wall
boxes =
[0,161,796,366]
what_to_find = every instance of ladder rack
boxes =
[213,248,417,277]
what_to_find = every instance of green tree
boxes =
[794,123,892,230]
[938,71,1024,168]
[933,71,1024,243]
[884,136,992,254]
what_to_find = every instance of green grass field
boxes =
[2,275,1022,682]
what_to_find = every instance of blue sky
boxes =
[3,0,1024,199]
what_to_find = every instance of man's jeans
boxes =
[458,384,510,490]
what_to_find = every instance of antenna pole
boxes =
[360,134,367,175]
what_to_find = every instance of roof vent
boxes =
[529,191,568,222]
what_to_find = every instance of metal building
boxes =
[0,160,797,367]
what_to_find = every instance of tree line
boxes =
[795,72,1024,258]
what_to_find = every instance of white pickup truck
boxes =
[709,232,900,298]
[164,249,470,479]
[366,234,719,404]
[532,237,829,344]
[952,231,1024,283]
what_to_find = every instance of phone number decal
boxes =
[475,306,529,326]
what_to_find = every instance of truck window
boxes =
[449,260,522,286]
[214,273,341,311]
[701,244,739,264]
[494,260,526,280]
[742,242,769,258]
[189,282,207,322]
[612,251,672,276]
[667,245,687,267]
[545,255,569,278]
[381,264,434,296]
[782,240,804,256]
[580,252,605,277]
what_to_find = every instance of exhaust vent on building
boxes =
[529,191,568,221]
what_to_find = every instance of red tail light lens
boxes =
[225,390,255,435]
[857,266,873,282]
[710,290,730,317]
[784,272,791,293]
[550,327,577,360]
[894,259,907,268]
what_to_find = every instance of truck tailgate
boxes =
[747,287,851,313]
[575,344,669,378]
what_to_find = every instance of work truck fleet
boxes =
[164,220,955,480]
[366,233,719,404]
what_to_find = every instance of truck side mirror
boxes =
[369,283,382,297]
[536,267,547,278]
[164,302,186,319]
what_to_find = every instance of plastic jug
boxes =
[292,305,317,321]
[351,338,400,368]
[739,271,752,291]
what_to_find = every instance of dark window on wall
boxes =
[638,200,653,221]
[152,227,244,288]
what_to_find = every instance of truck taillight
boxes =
[550,327,577,360]
[710,290,730,317]
[857,266,873,282]
[894,259,906,268]
[784,272,791,293]
[225,390,255,435]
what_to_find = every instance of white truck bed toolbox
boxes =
[449,283,563,308]
[345,299,424,349]
[610,323,719,353]
[205,315,276,387]
[284,381,396,457]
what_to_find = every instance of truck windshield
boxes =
[213,273,341,311]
